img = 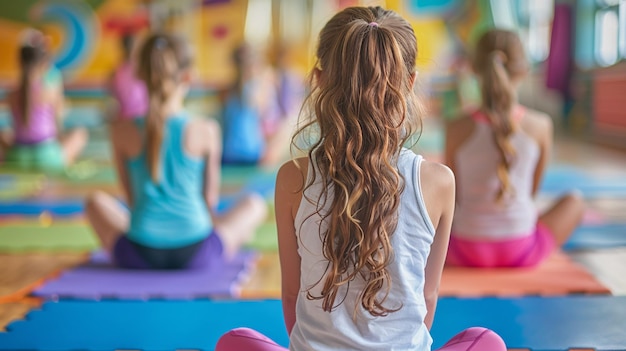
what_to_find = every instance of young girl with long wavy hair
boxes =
[445,29,584,268]
[85,33,267,269]
[216,7,506,351]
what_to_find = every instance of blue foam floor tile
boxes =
[2,297,626,350]
[0,195,242,218]
[240,171,277,199]
[541,166,626,197]
[0,200,84,217]
[564,223,626,250]
[431,296,626,351]
[0,300,288,351]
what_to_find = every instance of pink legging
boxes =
[216,326,506,351]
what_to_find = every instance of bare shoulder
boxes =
[420,160,455,194]
[187,116,220,139]
[276,157,308,219]
[520,107,553,140]
[419,159,455,227]
[524,108,553,128]
[186,116,221,153]
[277,157,308,193]
[6,89,17,105]
[444,115,476,154]
[109,119,141,155]
[445,115,475,138]
[109,119,135,142]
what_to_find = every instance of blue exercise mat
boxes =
[564,223,626,250]
[2,297,625,350]
[0,200,84,217]
[0,194,241,218]
[431,296,626,350]
[240,170,277,199]
[541,165,626,197]
[0,299,288,351]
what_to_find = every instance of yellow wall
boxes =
[0,0,490,89]
[0,0,250,88]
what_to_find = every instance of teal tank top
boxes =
[126,114,212,249]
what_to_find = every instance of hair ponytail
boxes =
[17,44,47,127]
[137,34,192,183]
[482,50,516,201]
[18,66,32,127]
[145,88,167,184]
[294,6,422,317]
[474,29,528,202]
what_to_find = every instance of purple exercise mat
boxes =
[33,250,257,300]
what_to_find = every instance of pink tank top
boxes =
[110,62,148,119]
[11,84,57,145]
[452,106,541,240]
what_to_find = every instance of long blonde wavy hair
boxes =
[473,29,529,202]
[293,6,422,317]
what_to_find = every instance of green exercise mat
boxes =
[0,221,100,252]
[0,173,45,200]
[1,159,117,185]
[63,160,117,184]
[246,221,278,252]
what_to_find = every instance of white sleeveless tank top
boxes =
[452,107,540,240]
[289,148,436,351]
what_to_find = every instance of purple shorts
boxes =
[113,232,225,270]
[446,222,556,268]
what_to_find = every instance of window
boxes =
[526,0,554,62]
[594,0,623,66]
[618,0,626,58]
[598,0,620,6]
[596,9,620,66]
[490,0,517,29]
[245,0,272,45]
[495,0,554,63]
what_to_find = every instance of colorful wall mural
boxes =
[0,0,249,89]
[0,0,493,92]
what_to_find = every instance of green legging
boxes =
[5,140,65,172]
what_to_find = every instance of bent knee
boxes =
[242,193,269,214]
[564,190,584,206]
[467,327,506,351]
[75,127,89,138]
[85,190,109,210]
[564,191,586,218]
[215,328,259,350]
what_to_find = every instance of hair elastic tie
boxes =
[155,37,167,50]
[369,22,379,27]
[491,50,507,65]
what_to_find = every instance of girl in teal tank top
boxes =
[85,33,267,270]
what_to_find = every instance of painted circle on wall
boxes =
[37,1,96,70]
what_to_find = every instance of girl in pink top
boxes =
[108,34,148,120]
[2,31,87,169]
[445,29,584,268]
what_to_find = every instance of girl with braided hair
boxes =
[445,29,584,268]
[85,33,267,269]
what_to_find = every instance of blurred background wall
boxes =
[0,0,623,146]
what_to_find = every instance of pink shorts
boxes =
[446,223,556,268]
